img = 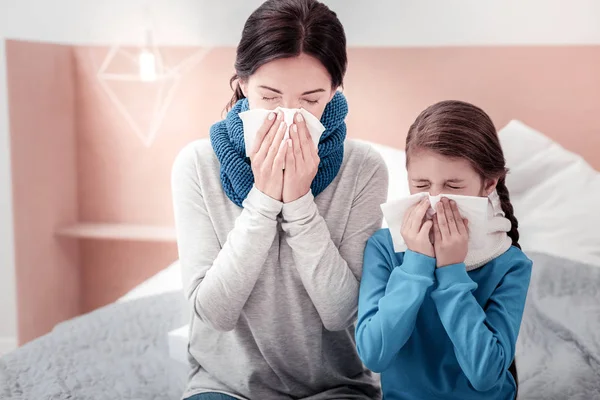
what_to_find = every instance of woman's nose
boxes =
[281,99,301,109]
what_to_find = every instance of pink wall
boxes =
[7,42,600,342]
[343,47,600,165]
[6,40,81,344]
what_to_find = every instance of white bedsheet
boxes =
[118,260,182,302]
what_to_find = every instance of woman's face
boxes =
[407,149,497,197]
[240,53,336,119]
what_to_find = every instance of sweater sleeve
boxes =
[280,147,388,331]
[431,257,533,392]
[355,239,436,373]
[171,145,282,332]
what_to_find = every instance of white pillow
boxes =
[355,140,409,202]
[499,120,600,267]
[117,259,182,302]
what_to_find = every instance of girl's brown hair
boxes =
[406,100,520,249]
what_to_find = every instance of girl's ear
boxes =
[484,177,499,196]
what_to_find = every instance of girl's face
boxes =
[407,149,497,197]
[240,53,336,119]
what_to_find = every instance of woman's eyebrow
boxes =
[301,88,326,95]
[259,85,282,94]
[258,85,326,96]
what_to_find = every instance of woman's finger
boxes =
[436,201,451,238]
[264,120,287,168]
[255,112,282,161]
[284,138,295,172]
[290,123,303,170]
[251,111,277,157]
[296,113,314,163]
[273,138,289,171]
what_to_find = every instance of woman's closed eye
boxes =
[262,96,279,102]
[302,98,319,105]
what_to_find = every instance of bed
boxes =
[1,121,599,399]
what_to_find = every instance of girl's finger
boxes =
[432,215,442,244]
[436,201,451,238]
[403,203,418,231]
[411,198,431,234]
[443,198,458,235]
[419,219,433,238]
[450,200,467,235]
[251,111,277,156]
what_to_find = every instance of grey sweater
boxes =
[172,139,388,400]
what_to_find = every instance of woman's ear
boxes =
[484,177,499,196]
[240,79,248,98]
[328,87,339,102]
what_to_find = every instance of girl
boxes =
[356,100,532,400]
[172,0,387,399]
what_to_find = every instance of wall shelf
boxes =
[56,223,177,242]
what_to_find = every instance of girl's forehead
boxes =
[407,150,480,179]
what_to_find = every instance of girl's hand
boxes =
[250,111,288,201]
[432,198,469,268]
[401,197,435,258]
[283,112,320,203]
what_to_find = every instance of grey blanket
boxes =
[0,252,599,399]
[0,293,188,399]
[516,252,600,400]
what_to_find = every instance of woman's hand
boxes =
[401,197,435,258]
[283,112,320,203]
[432,198,469,267]
[250,111,288,201]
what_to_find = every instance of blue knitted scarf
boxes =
[210,91,348,207]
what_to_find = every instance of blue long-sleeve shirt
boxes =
[356,229,532,400]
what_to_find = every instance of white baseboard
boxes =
[0,337,17,356]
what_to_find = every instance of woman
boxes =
[171,0,388,399]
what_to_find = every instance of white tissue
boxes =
[380,192,489,253]
[239,107,326,157]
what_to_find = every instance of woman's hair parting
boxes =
[405,100,520,249]
[226,0,347,110]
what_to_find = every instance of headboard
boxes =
[7,41,600,342]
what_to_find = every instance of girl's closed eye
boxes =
[262,96,279,102]
[303,98,319,105]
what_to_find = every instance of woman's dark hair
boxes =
[405,100,521,250]
[226,0,347,110]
